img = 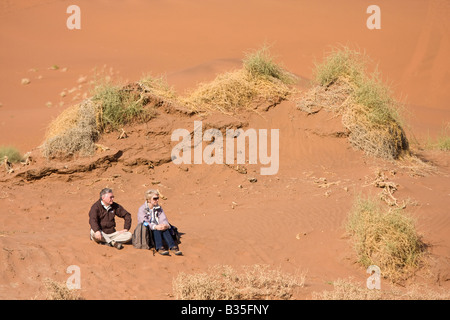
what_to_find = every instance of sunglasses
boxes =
[152,197,159,200]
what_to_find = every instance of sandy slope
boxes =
[0,0,449,300]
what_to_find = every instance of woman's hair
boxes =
[145,189,159,200]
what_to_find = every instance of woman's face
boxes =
[147,194,159,208]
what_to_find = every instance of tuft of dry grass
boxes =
[41,78,158,159]
[299,46,409,160]
[42,47,295,158]
[91,81,154,132]
[43,278,83,300]
[181,46,296,114]
[313,279,383,300]
[345,195,426,283]
[173,264,306,300]
[342,101,409,160]
[138,73,178,102]
[41,99,100,159]
[181,69,293,114]
[313,46,367,87]
[313,278,450,300]
[0,146,23,163]
[243,45,297,85]
[426,123,450,151]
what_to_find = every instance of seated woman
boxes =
[137,189,182,256]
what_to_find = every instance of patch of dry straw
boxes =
[173,264,306,300]
[41,99,100,158]
[298,79,409,160]
[181,69,293,114]
[346,196,426,283]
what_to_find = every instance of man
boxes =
[89,188,132,250]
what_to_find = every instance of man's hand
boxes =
[94,231,102,241]
[117,229,128,233]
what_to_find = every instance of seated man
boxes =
[89,188,132,250]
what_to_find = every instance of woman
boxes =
[137,189,182,256]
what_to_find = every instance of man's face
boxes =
[102,192,115,206]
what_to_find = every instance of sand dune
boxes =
[0,0,449,301]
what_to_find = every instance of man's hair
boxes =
[145,189,159,200]
[100,188,113,199]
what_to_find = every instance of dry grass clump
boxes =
[173,264,306,300]
[299,46,409,160]
[313,279,383,300]
[138,73,178,102]
[92,81,154,132]
[243,45,297,85]
[182,69,293,114]
[43,278,83,300]
[0,146,23,163]
[41,47,296,158]
[41,99,100,159]
[426,123,450,151]
[181,47,296,114]
[313,47,367,87]
[436,136,450,151]
[313,278,450,300]
[342,102,409,160]
[41,77,160,159]
[345,196,426,283]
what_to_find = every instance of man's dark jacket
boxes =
[89,199,132,234]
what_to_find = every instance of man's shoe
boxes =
[170,246,183,256]
[158,248,169,256]
[111,241,123,250]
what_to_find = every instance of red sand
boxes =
[0,0,449,300]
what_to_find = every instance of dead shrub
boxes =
[41,80,158,159]
[173,264,306,300]
[41,99,99,159]
[181,69,293,114]
[43,278,83,300]
[313,279,383,300]
[342,102,409,160]
[313,278,450,300]
[298,47,410,160]
[181,46,295,114]
[345,196,426,283]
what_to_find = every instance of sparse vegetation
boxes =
[243,45,297,85]
[41,99,99,158]
[436,136,450,151]
[181,69,291,114]
[181,45,296,114]
[313,278,383,300]
[92,80,153,132]
[301,46,409,160]
[44,278,83,300]
[345,195,426,283]
[139,73,178,102]
[313,47,367,87]
[427,123,450,151]
[313,278,450,300]
[173,264,306,300]
[41,77,159,159]
[41,46,296,159]
[0,146,22,163]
